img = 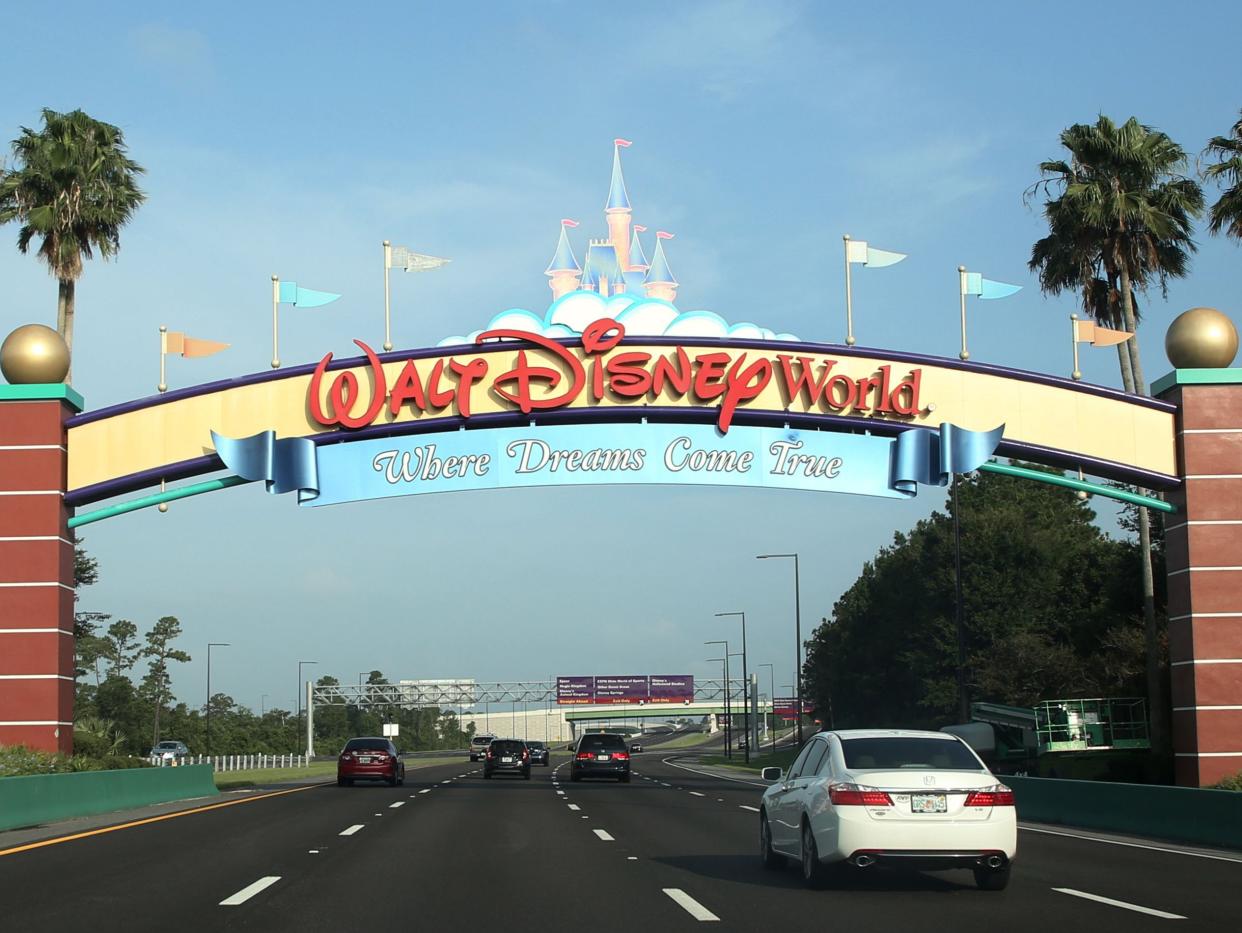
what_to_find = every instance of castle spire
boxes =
[545,221,582,299]
[606,139,632,212]
[628,226,649,271]
[644,232,678,303]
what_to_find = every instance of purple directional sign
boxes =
[556,676,595,705]
[594,675,650,704]
[648,674,694,704]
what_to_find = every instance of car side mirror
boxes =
[761,767,783,782]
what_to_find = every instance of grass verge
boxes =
[213,755,463,789]
[699,747,800,773]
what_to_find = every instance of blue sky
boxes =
[3,1,1239,715]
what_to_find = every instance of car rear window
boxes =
[471,735,493,746]
[841,737,983,771]
[528,741,545,749]
[344,738,389,752]
[579,734,626,750]
[491,740,526,754]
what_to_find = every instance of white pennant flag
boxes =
[388,245,451,272]
[846,239,907,268]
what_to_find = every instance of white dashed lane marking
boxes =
[689,791,705,797]
[419,789,431,794]
[389,801,404,808]
[663,888,719,922]
[593,829,615,841]
[1052,889,1186,919]
[568,804,581,811]
[339,825,364,836]
[220,876,281,907]
[739,805,760,812]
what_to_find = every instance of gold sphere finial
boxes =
[1166,307,1239,369]
[1,324,71,385]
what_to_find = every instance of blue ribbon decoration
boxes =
[891,422,1005,496]
[210,430,320,502]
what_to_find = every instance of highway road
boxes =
[1,753,1239,930]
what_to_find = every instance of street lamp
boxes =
[758,553,804,745]
[206,643,229,757]
[705,640,730,758]
[716,612,750,764]
[298,660,318,730]
[260,694,269,717]
[758,662,776,755]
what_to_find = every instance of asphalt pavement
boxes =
[1,753,1238,930]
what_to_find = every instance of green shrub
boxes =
[0,744,151,777]
[1212,771,1242,791]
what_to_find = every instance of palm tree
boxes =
[1202,110,1242,241]
[1028,115,1204,757]
[0,109,146,380]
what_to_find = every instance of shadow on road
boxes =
[650,854,970,892]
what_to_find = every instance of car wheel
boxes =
[570,771,581,782]
[974,865,1011,891]
[800,822,828,889]
[484,771,492,779]
[397,768,405,787]
[760,812,785,870]
[387,772,398,787]
[523,770,531,780]
[620,772,631,783]
[336,776,346,787]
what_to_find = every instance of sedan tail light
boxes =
[828,782,893,806]
[963,785,1015,807]
[339,753,353,761]
[611,752,630,761]
[575,752,594,761]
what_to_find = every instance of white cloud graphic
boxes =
[438,291,799,346]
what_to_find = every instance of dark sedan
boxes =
[337,737,405,786]
[527,740,550,766]
[484,738,531,779]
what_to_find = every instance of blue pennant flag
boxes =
[278,281,341,308]
[891,422,1005,496]
[210,430,319,502]
[963,272,1022,300]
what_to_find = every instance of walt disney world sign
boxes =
[64,317,1178,519]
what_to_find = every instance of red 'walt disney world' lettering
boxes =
[307,318,924,433]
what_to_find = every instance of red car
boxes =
[337,737,405,786]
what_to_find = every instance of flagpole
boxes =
[383,240,393,352]
[1071,314,1082,380]
[958,265,970,361]
[158,325,168,393]
[843,234,855,346]
[271,275,281,370]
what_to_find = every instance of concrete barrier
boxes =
[0,765,218,832]
[1007,775,1242,849]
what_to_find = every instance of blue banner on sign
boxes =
[305,423,908,508]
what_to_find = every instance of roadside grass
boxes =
[700,747,800,773]
[213,755,462,790]
[645,730,717,750]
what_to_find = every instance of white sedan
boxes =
[759,729,1016,890]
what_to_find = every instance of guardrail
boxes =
[147,754,308,771]
[0,765,218,833]
[1007,775,1242,849]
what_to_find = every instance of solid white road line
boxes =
[339,824,364,836]
[739,805,760,812]
[593,829,615,841]
[1052,888,1186,919]
[689,791,706,797]
[663,888,719,922]
[662,757,768,787]
[1021,825,1242,864]
[220,876,281,906]
[568,804,581,811]
[389,801,404,808]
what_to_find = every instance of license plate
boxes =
[359,756,372,763]
[597,754,609,761]
[911,793,947,813]
[502,756,513,763]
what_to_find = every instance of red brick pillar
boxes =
[0,384,82,755]
[1156,371,1242,786]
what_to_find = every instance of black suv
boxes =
[527,740,550,766]
[570,733,630,782]
[483,738,531,780]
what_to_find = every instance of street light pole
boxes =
[206,643,229,757]
[758,663,775,755]
[716,612,750,764]
[758,553,804,745]
[705,640,730,757]
[260,694,268,717]
[298,660,318,740]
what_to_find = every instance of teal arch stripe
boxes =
[67,476,251,528]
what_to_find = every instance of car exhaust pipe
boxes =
[985,855,1004,870]
[851,854,875,868]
